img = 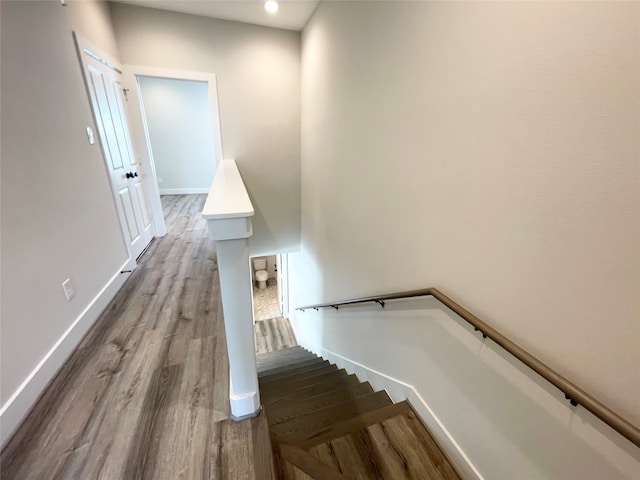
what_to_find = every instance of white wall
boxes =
[1,0,129,444]
[291,298,640,479]
[291,1,639,477]
[110,3,301,255]
[137,76,217,194]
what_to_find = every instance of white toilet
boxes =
[252,258,269,289]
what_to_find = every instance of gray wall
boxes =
[290,1,639,476]
[110,3,301,255]
[137,76,217,194]
[1,0,128,441]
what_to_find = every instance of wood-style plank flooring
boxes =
[257,347,462,480]
[1,194,290,480]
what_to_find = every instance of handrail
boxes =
[297,287,640,448]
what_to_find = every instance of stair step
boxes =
[308,403,461,480]
[281,460,315,480]
[259,358,328,379]
[260,365,340,389]
[278,443,347,480]
[257,345,462,480]
[259,360,333,383]
[296,401,411,450]
[260,369,348,399]
[258,355,320,375]
[257,349,318,372]
[262,374,361,406]
[257,345,305,358]
[270,391,393,445]
[265,382,375,426]
[256,346,310,363]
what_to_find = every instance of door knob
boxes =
[126,172,133,179]
[134,172,138,177]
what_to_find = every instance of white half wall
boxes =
[1,0,130,444]
[137,76,217,193]
[110,3,301,255]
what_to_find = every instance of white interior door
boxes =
[75,36,154,261]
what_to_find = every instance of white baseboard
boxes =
[321,348,485,480]
[159,187,210,195]
[0,259,133,446]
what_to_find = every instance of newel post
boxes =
[202,160,260,421]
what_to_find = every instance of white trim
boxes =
[159,187,211,195]
[123,64,225,238]
[321,348,485,480]
[0,260,133,446]
[229,390,261,420]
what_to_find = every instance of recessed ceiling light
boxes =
[265,0,279,14]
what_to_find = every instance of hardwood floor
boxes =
[3,195,460,479]
[1,195,283,480]
[258,347,462,480]
[255,317,298,355]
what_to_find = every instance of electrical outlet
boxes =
[157,177,163,184]
[62,278,75,301]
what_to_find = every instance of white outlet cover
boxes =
[62,278,75,301]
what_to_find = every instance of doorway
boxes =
[123,66,224,237]
[136,76,216,196]
[251,253,289,321]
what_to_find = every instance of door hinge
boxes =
[122,88,130,101]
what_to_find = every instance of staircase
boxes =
[257,346,462,479]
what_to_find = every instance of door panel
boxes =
[118,187,141,244]
[107,80,135,169]
[88,68,124,171]
[134,181,151,228]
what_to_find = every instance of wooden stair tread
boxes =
[257,348,318,372]
[260,367,344,393]
[256,346,313,363]
[265,382,375,425]
[278,443,347,480]
[258,356,320,374]
[259,361,334,384]
[261,369,349,398]
[259,358,328,379]
[271,391,393,444]
[296,401,411,450]
[262,374,361,406]
[281,461,315,480]
[258,348,461,480]
[309,405,460,480]
[256,345,305,359]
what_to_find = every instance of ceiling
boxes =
[111,0,319,31]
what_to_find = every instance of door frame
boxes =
[123,65,225,237]
[277,253,290,317]
[73,33,155,269]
